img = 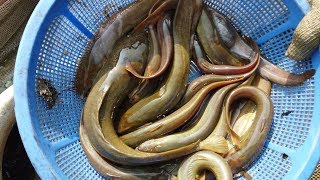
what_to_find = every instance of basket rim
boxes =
[14,0,319,179]
[14,0,62,178]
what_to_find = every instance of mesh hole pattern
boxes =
[204,0,290,40]
[35,16,86,143]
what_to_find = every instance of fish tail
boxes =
[229,128,242,148]
[198,135,229,154]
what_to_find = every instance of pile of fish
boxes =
[75,0,315,179]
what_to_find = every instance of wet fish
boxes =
[127,25,161,105]
[126,13,173,79]
[177,151,232,180]
[92,32,149,87]
[196,9,244,66]
[137,83,239,153]
[79,117,166,180]
[118,0,199,133]
[120,79,240,148]
[133,0,178,33]
[83,20,198,166]
[231,75,271,138]
[224,86,274,173]
[181,47,259,105]
[194,37,259,75]
[258,56,315,86]
[210,9,254,61]
[75,0,158,95]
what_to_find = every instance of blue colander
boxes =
[14,0,320,179]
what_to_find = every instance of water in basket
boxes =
[14,0,320,179]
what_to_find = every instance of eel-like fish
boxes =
[118,0,199,133]
[224,86,274,173]
[127,25,162,105]
[79,118,166,180]
[258,56,315,86]
[133,0,178,33]
[231,75,271,138]
[196,9,244,66]
[120,79,240,148]
[177,151,232,180]
[83,33,198,166]
[75,0,158,95]
[194,37,259,75]
[137,83,239,153]
[126,13,173,79]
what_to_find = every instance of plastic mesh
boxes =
[244,148,292,179]
[204,0,290,40]
[259,29,314,150]
[35,16,86,143]
[23,0,317,179]
[56,140,104,179]
[0,0,37,48]
[68,0,135,34]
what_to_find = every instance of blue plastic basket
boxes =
[14,0,320,179]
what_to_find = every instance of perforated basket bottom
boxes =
[17,0,318,179]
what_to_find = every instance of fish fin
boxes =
[260,121,266,133]
[125,61,146,78]
[234,171,252,180]
[243,171,252,180]
[199,136,229,154]
[230,128,242,148]
[125,60,160,79]
[225,108,243,148]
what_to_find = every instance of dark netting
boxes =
[0,0,38,92]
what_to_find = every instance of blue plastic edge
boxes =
[13,0,320,179]
[266,1,320,179]
[14,0,68,178]
[284,49,320,180]
[294,0,311,13]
